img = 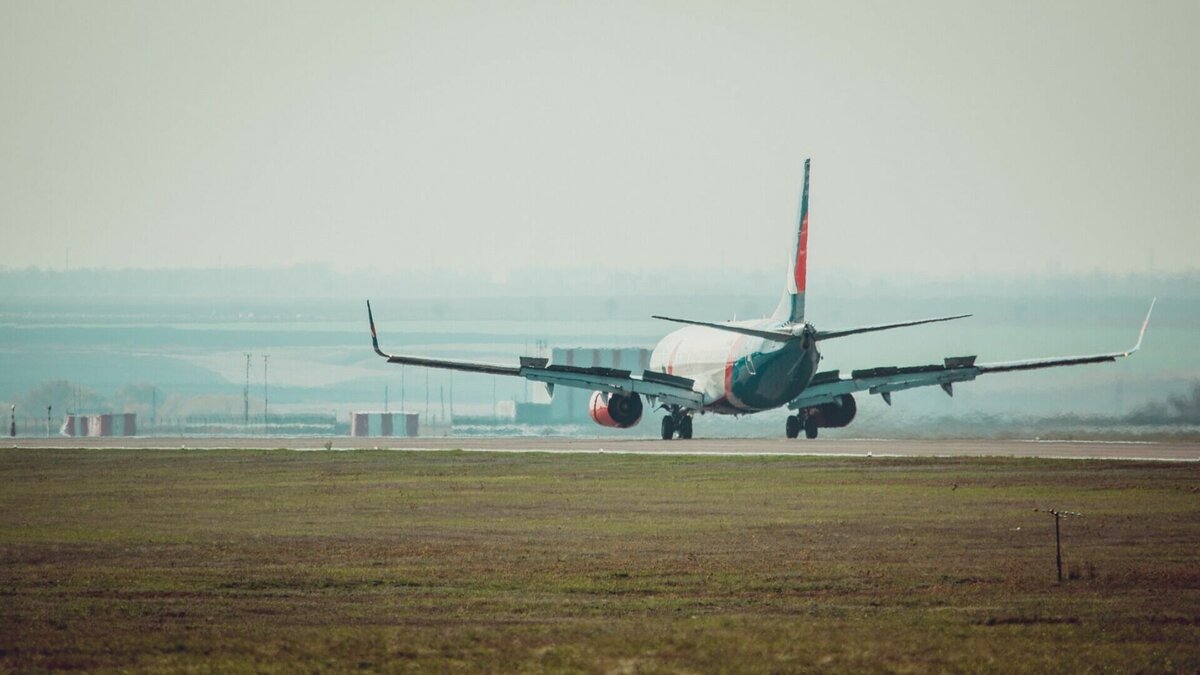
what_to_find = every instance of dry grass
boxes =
[1,448,1197,672]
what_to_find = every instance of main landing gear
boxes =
[786,414,819,439]
[661,408,693,440]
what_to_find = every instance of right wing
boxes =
[651,313,973,343]
[367,301,706,409]
[790,299,1155,409]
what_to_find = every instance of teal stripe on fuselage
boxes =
[721,340,820,412]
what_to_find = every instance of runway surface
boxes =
[6,436,1199,461]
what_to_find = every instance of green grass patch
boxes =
[1,448,1197,672]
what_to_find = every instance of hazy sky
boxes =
[2,1,1197,278]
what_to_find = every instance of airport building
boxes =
[350,411,419,437]
[61,413,137,437]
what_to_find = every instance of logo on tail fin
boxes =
[775,158,811,323]
[794,212,809,294]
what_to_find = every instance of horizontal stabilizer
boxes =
[814,314,972,341]
[651,315,800,342]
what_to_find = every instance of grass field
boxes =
[1,448,1197,672]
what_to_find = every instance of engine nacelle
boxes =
[808,393,857,428]
[588,391,643,428]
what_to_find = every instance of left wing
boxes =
[790,299,1155,409]
[367,301,706,409]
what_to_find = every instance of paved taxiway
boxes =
[6,437,1198,461]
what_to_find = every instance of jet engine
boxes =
[588,391,643,428]
[808,393,857,428]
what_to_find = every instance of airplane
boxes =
[367,159,1154,440]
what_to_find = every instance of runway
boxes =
[6,436,1199,461]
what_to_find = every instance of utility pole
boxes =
[263,355,270,436]
[244,353,251,430]
[1035,508,1081,582]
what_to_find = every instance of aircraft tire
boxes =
[661,416,675,440]
[785,415,801,439]
[804,417,819,439]
[678,416,693,439]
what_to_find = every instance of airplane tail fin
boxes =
[772,158,811,324]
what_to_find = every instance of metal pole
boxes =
[244,353,251,430]
[10,404,15,437]
[1055,513,1063,582]
[263,355,269,436]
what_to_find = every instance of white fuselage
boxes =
[648,319,818,414]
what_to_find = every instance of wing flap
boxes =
[791,358,981,409]
[521,367,704,409]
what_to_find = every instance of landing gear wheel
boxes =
[785,415,801,439]
[661,415,676,440]
[678,416,693,440]
[804,417,819,440]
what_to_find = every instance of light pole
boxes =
[263,354,269,436]
[9,404,14,437]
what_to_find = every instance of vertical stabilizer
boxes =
[773,158,811,323]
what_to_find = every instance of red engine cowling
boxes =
[808,393,857,428]
[589,391,643,428]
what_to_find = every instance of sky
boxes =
[2,0,1197,279]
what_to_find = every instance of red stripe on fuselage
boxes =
[723,335,748,410]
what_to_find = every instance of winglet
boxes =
[1126,298,1155,356]
[367,300,387,357]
